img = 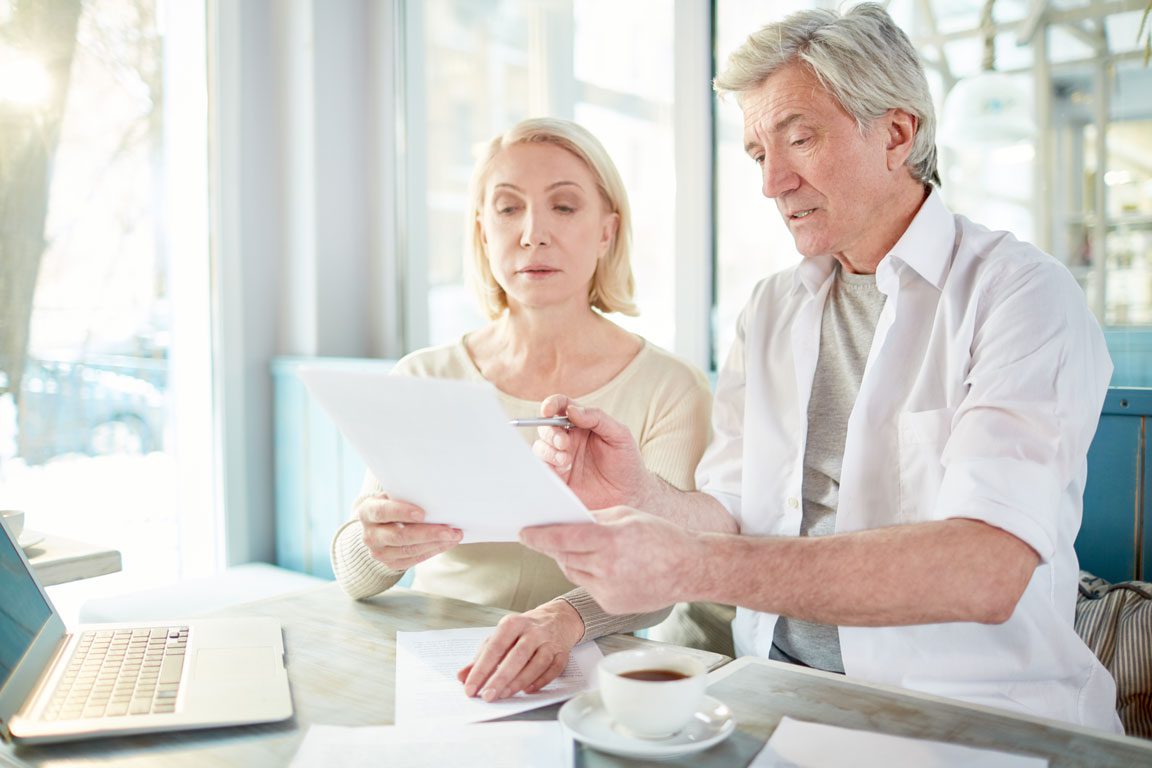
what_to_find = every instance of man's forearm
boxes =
[685,518,1038,626]
[635,476,738,534]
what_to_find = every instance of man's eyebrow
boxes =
[772,112,805,133]
[744,113,806,155]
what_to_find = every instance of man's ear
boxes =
[885,109,918,171]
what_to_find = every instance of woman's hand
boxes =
[457,599,585,701]
[357,493,462,570]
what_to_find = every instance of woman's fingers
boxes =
[458,608,578,700]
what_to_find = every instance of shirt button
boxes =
[786,497,800,509]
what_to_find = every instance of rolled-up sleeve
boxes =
[932,260,1112,561]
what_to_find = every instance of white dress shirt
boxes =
[697,189,1122,731]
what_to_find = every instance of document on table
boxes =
[395,626,603,724]
[289,722,573,768]
[750,717,1049,768]
[297,367,593,542]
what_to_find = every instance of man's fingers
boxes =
[519,523,603,555]
[588,506,632,524]
[532,438,571,473]
[562,403,633,447]
[539,394,572,418]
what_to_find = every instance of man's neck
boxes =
[836,183,931,275]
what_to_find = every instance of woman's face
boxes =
[479,142,618,313]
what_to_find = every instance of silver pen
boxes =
[508,416,573,429]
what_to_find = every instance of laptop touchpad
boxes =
[194,647,275,680]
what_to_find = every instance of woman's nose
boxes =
[520,212,550,247]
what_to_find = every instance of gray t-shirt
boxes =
[770,264,885,673]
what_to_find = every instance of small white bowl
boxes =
[1,509,25,539]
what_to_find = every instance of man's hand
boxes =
[457,599,585,701]
[521,507,698,614]
[532,395,654,510]
[357,493,462,570]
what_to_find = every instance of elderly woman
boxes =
[330,117,728,700]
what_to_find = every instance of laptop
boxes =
[0,517,293,745]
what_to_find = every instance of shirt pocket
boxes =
[897,407,955,523]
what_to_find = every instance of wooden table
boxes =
[7,585,1151,767]
[5,585,728,767]
[24,532,122,587]
[680,657,1152,768]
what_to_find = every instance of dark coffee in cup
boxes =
[619,668,689,682]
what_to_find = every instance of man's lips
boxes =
[788,208,817,220]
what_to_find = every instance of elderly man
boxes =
[521,3,1121,731]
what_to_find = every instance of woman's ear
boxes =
[599,212,620,258]
[477,214,488,251]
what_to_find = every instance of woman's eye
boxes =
[554,205,575,214]
[496,205,519,215]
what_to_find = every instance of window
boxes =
[712,0,1152,383]
[0,0,213,613]
[407,0,685,354]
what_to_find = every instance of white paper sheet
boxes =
[394,626,602,724]
[750,717,1049,768]
[289,722,573,768]
[297,367,592,542]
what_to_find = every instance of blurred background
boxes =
[0,0,1148,605]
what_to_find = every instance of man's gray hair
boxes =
[715,2,939,187]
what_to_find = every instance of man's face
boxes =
[740,62,906,267]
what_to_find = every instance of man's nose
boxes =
[761,153,798,199]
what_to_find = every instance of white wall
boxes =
[210,0,399,564]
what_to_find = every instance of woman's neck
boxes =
[466,303,639,401]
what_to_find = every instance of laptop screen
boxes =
[0,521,53,688]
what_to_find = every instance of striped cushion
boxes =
[1075,570,1152,739]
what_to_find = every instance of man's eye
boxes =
[752,155,765,166]
[791,137,809,147]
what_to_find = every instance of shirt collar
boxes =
[878,187,955,291]
[792,253,838,296]
[790,187,955,297]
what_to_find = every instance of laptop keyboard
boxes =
[43,626,190,720]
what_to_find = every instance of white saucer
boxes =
[559,690,735,760]
[19,531,45,551]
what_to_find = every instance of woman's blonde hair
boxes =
[467,117,637,319]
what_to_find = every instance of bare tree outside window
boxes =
[0,0,82,424]
[1,0,166,467]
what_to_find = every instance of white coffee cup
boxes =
[1,509,25,539]
[597,647,708,739]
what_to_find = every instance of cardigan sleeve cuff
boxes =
[559,588,673,643]
[330,519,407,599]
